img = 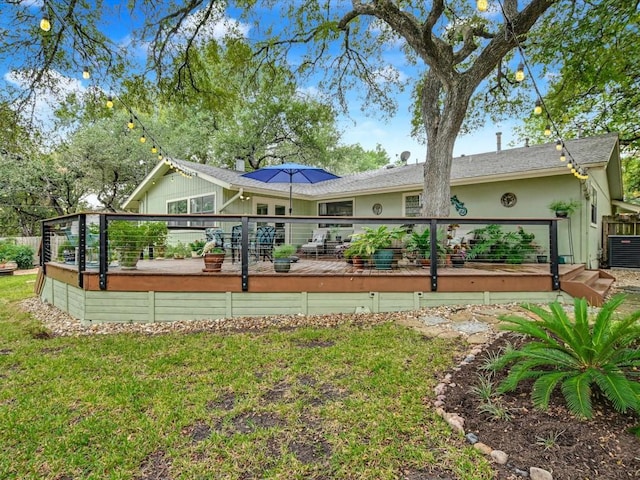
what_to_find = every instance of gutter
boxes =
[219,188,244,213]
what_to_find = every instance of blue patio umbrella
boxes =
[241,163,340,216]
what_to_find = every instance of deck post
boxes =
[549,220,560,290]
[99,214,108,290]
[241,216,249,291]
[430,218,438,291]
[78,214,86,288]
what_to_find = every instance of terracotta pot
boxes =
[202,253,225,272]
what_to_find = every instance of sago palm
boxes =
[494,294,640,419]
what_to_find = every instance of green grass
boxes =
[0,275,494,479]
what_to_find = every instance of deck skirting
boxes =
[40,276,566,325]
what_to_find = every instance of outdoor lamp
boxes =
[106,96,114,108]
[515,63,525,82]
[127,118,134,129]
[139,134,146,143]
[151,145,157,154]
[544,124,552,136]
[560,150,566,162]
[534,99,542,115]
[477,0,488,12]
[556,140,562,151]
[82,67,90,79]
[40,16,51,32]
[567,162,573,169]
[158,153,163,160]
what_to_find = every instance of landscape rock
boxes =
[529,467,553,480]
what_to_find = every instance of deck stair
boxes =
[560,265,615,307]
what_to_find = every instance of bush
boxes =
[0,240,35,269]
[493,294,640,419]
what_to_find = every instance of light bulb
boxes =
[556,140,562,151]
[477,0,488,12]
[544,124,552,136]
[571,168,576,174]
[534,99,542,115]
[127,118,134,129]
[158,154,163,160]
[106,96,114,108]
[40,16,51,32]
[515,63,525,82]
[139,135,146,143]
[567,162,573,169]
[82,66,90,79]
[151,145,157,154]
[560,150,566,162]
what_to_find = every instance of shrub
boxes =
[495,294,640,419]
[0,240,35,269]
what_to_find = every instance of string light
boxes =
[139,134,146,143]
[477,0,489,12]
[534,99,542,115]
[544,124,552,136]
[82,66,90,79]
[556,140,563,151]
[151,145,157,154]
[566,162,573,169]
[560,149,566,162]
[40,15,51,32]
[127,118,134,129]
[515,63,525,82]
[106,96,114,108]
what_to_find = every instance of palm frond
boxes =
[518,345,583,370]
[593,370,639,414]
[498,361,551,392]
[592,294,628,345]
[531,371,571,410]
[562,371,594,418]
[499,315,561,347]
[571,297,593,356]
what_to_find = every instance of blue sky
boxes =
[3,1,522,161]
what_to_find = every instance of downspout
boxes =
[219,188,244,213]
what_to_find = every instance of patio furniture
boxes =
[205,227,225,248]
[301,229,329,259]
[255,225,276,262]
[230,224,243,263]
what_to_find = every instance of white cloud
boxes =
[180,8,251,43]
[372,65,408,84]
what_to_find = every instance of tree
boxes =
[1,1,560,217]
[517,0,640,201]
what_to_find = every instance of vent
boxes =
[608,235,640,268]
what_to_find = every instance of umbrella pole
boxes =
[288,180,292,242]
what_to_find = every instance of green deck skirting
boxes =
[40,277,567,324]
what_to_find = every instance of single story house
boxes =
[124,133,629,269]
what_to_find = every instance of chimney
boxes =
[496,132,502,152]
[235,159,245,172]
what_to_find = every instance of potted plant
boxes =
[108,220,153,269]
[189,239,206,257]
[450,244,467,268]
[145,222,168,259]
[357,225,406,270]
[201,241,226,272]
[548,199,580,218]
[169,241,191,259]
[405,228,446,267]
[343,235,370,268]
[273,244,296,273]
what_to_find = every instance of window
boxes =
[167,194,215,227]
[404,194,422,217]
[167,199,188,227]
[318,200,353,227]
[190,194,215,227]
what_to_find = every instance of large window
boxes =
[167,194,215,227]
[318,200,353,227]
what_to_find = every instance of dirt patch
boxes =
[136,450,172,480]
[229,412,283,435]
[288,432,332,464]
[295,339,335,348]
[206,391,238,411]
[183,421,211,443]
[443,333,640,479]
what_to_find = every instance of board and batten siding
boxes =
[139,172,224,214]
[40,277,564,325]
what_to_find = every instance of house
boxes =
[124,133,627,269]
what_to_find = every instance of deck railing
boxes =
[41,213,561,292]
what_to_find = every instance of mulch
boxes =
[443,333,640,480]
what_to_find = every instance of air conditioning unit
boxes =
[608,235,640,268]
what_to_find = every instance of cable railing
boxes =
[41,213,561,291]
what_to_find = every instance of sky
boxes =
[2,1,523,162]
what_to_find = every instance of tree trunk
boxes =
[420,72,473,217]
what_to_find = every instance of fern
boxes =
[496,294,640,419]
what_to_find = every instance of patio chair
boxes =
[255,225,276,262]
[301,228,329,259]
[230,224,242,263]
[205,227,225,248]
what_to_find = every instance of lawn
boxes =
[0,275,494,479]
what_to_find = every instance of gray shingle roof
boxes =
[172,133,618,199]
